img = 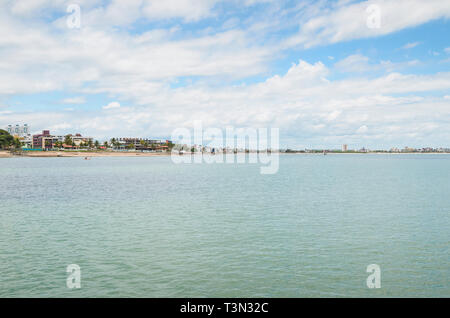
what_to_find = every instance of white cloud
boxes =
[103,102,121,110]
[325,110,342,121]
[142,0,218,22]
[402,42,421,49]
[81,0,144,27]
[62,60,450,145]
[356,125,368,134]
[285,0,450,49]
[7,0,102,17]
[61,97,86,104]
[244,0,275,5]
[50,122,72,130]
[334,54,420,73]
[335,54,371,72]
[0,8,273,95]
[2,59,450,147]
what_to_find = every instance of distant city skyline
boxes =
[3,122,450,152]
[0,1,449,149]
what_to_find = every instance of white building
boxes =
[5,124,33,148]
[6,124,30,137]
[68,134,93,146]
[22,135,33,148]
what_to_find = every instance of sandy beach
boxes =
[0,150,171,158]
[0,151,13,158]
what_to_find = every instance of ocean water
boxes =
[0,154,448,297]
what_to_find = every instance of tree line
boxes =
[0,129,22,150]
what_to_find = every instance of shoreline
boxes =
[1,150,450,158]
[283,152,450,155]
[0,151,171,158]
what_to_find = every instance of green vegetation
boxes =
[140,140,149,148]
[0,129,20,150]
[64,135,74,147]
[110,138,120,149]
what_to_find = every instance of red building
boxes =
[32,130,52,149]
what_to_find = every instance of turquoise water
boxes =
[0,154,448,297]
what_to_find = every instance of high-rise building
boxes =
[342,144,348,152]
[5,124,30,137]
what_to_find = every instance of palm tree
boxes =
[94,140,100,149]
[110,138,117,150]
[139,140,149,151]
[64,135,72,147]
[13,137,22,149]
[44,139,52,150]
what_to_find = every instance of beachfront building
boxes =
[114,138,171,151]
[32,130,50,149]
[67,133,93,147]
[32,130,64,149]
[402,146,416,153]
[22,135,33,148]
[342,144,348,152]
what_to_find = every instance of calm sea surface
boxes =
[0,154,448,297]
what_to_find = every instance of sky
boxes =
[0,0,449,149]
